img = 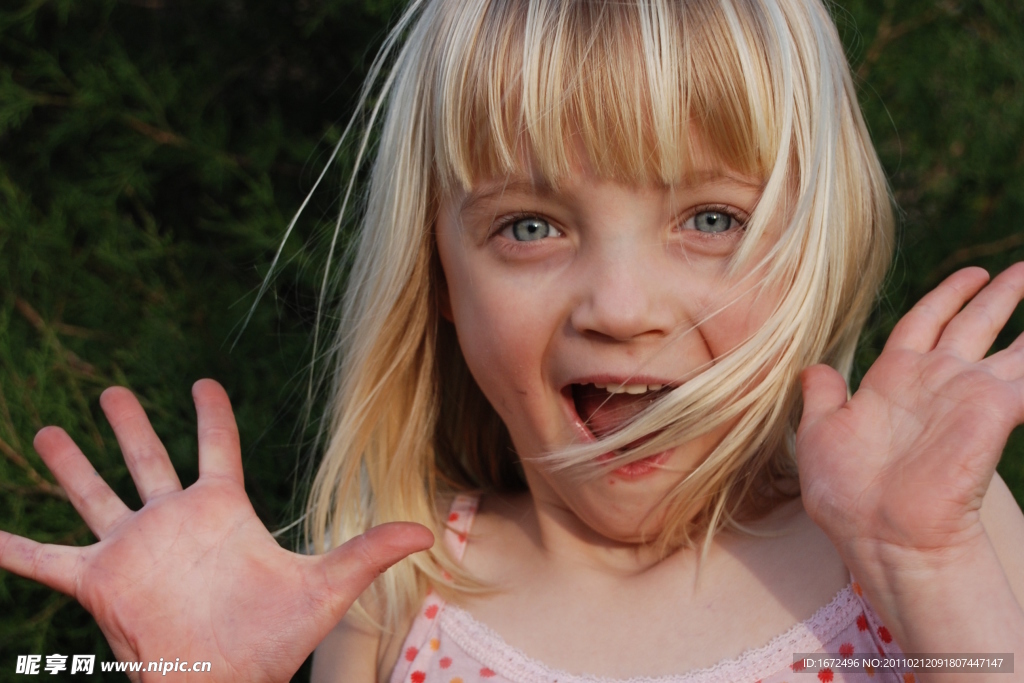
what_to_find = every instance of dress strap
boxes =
[442,494,479,562]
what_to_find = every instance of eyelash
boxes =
[493,212,559,236]
[489,212,565,259]
[676,204,749,237]
[489,203,749,254]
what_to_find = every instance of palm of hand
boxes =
[78,482,309,680]
[797,266,1024,560]
[0,380,433,683]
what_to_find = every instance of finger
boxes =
[34,427,132,539]
[798,364,848,434]
[0,530,82,596]
[885,267,990,354]
[935,262,1024,361]
[313,523,434,615]
[100,387,182,503]
[193,379,243,484]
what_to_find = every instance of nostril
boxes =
[570,303,674,343]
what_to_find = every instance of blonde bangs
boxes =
[430,0,781,192]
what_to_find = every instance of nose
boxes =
[569,251,678,342]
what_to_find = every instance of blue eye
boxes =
[509,217,557,241]
[690,211,736,233]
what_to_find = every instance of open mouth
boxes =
[566,381,674,477]
[570,382,672,439]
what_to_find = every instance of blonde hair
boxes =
[303,0,894,633]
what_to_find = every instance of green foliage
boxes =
[0,0,1022,680]
[0,0,403,678]
[838,0,1024,497]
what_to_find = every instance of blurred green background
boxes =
[0,0,1022,680]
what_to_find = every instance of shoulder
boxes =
[980,472,1024,604]
[458,492,539,582]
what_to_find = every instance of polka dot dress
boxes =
[388,495,912,683]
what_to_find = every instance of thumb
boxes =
[799,364,849,430]
[315,522,434,609]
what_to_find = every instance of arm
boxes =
[981,473,1024,607]
[842,477,1024,679]
[832,487,1024,682]
[798,264,1024,682]
[0,380,432,683]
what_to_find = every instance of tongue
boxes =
[573,384,661,438]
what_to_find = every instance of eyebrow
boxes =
[458,170,764,214]
[458,179,555,214]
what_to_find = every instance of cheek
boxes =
[690,265,782,356]
[698,295,769,353]
[446,272,549,417]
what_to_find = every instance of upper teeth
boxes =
[593,382,663,394]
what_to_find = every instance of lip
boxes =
[597,450,670,479]
[559,374,681,392]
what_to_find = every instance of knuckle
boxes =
[202,424,238,442]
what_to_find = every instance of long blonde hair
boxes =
[304,0,894,632]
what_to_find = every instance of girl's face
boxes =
[436,156,778,544]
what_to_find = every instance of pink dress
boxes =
[390,495,913,683]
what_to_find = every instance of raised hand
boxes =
[797,264,1024,556]
[0,380,433,683]
[796,264,1024,660]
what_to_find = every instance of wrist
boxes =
[838,531,1024,667]
[838,524,989,585]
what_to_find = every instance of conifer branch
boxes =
[123,115,187,147]
[14,298,98,377]
[0,435,68,501]
[855,7,946,81]
[928,234,1024,284]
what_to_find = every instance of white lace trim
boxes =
[439,584,861,683]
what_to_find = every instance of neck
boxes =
[517,490,698,577]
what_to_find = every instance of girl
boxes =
[2,0,1023,682]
